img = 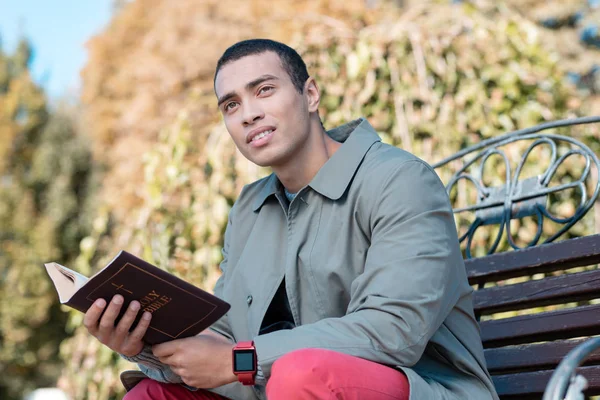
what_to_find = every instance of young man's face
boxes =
[214,51,314,168]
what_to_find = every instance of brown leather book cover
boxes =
[44,251,230,345]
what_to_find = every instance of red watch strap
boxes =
[233,341,256,386]
[237,340,254,348]
[237,372,255,385]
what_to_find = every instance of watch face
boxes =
[234,349,256,372]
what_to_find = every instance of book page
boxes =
[44,263,89,303]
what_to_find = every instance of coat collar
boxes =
[252,118,381,211]
[252,173,280,211]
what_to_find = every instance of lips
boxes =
[247,126,276,143]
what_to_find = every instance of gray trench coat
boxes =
[125,118,499,400]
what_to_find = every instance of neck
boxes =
[273,118,341,193]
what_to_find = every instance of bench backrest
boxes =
[432,116,600,259]
[431,117,600,398]
[471,233,600,398]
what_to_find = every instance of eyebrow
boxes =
[217,74,279,107]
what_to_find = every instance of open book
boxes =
[44,251,230,345]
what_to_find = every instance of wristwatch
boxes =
[232,341,257,385]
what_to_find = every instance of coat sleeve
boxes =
[121,345,185,384]
[119,205,238,384]
[253,159,465,378]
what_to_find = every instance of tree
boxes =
[0,38,97,399]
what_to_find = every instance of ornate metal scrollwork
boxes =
[432,116,600,258]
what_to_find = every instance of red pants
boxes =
[124,348,410,399]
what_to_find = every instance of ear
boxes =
[304,77,321,113]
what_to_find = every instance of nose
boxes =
[242,101,264,126]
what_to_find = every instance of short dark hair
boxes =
[214,39,309,94]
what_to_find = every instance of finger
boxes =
[152,339,177,358]
[125,311,152,347]
[157,355,173,366]
[115,300,141,337]
[162,355,183,370]
[97,295,125,337]
[172,367,186,379]
[83,298,106,334]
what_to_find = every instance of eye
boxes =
[224,101,238,112]
[258,86,274,95]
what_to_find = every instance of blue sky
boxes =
[0,0,113,100]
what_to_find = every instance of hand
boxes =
[83,294,152,357]
[152,332,237,388]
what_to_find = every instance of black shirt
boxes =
[259,278,295,335]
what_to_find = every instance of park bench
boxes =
[471,233,600,399]
[433,116,600,399]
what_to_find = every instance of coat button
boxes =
[246,295,253,305]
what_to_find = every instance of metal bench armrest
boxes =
[543,337,600,400]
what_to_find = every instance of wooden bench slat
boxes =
[485,338,600,373]
[493,365,600,398]
[474,268,600,315]
[466,234,600,285]
[481,303,600,348]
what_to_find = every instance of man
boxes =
[84,39,499,400]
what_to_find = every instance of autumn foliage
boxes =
[1,0,599,399]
